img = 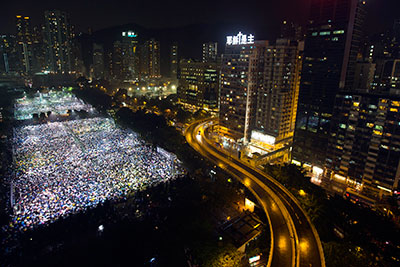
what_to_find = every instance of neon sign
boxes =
[122,31,137,38]
[226,32,254,45]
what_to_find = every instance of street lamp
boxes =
[299,189,306,197]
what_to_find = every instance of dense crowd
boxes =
[11,117,183,230]
[14,91,92,120]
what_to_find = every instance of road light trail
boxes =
[185,119,325,267]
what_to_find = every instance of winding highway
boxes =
[185,119,325,267]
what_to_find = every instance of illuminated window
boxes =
[392,101,400,107]
[333,30,345,34]
[373,130,383,136]
[319,31,331,36]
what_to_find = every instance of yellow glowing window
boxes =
[392,101,400,106]
[390,108,398,112]
[353,102,360,107]
[373,130,383,136]
[366,123,374,128]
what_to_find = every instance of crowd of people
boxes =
[14,91,92,120]
[11,117,183,231]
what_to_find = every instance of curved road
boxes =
[185,119,325,267]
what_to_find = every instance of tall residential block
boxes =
[249,39,303,150]
[140,39,160,79]
[219,32,257,141]
[280,21,304,41]
[178,59,219,111]
[31,25,46,73]
[202,42,218,62]
[170,43,178,79]
[0,35,19,74]
[44,10,73,73]
[15,15,32,73]
[92,43,105,79]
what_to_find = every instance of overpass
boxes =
[185,119,325,267]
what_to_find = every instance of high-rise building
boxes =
[326,91,400,197]
[219,32,257,141]
[0,35,19,74]
[112,35,139,82]
[388,59,400,90]
[121,31,139,80]
[202,42,218,63]
[249,39,303,150]
[15,15,32,74]
[292,0,367,169]
[92,43,105,79]
[280,21,304,41]
[140,39,160,79]
[370,59,400,93]
[0,36,10,74]
[111,41,123,80]
[178,59,219,111]
[170,43,178,79]
[44,10,73,73]
[31,25,47,73]
[70,38,85,75]
[394,19,400,42]
[353,61,375,91]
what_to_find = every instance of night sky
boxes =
[1,0,399,35]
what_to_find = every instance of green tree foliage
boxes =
[198,243,244,267]
[73,87,112,110]
[323,241,391,267]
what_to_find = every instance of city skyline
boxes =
[1,1,400,266]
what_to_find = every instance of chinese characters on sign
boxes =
[226,32,255,45]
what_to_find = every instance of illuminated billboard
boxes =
[226,32,254,45]
[122,31,137,38]
[251,130,276,145]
